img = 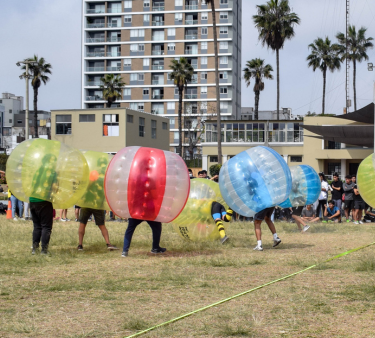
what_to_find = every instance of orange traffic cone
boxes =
[6,200,12,219]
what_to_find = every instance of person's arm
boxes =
[331,183,340,191]
[321,182,328,192]
[210,175,218,181]
[332,209,341,218]
[354,186,360,196]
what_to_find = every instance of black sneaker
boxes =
[32,243,39,255]
[77,245,83,251]
[150,247,167,254]
[107,244,119,250]
[121,251,128,257]
[220,235,229,244]
[41,248,49,255]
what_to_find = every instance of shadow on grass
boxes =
[271,243,315,250]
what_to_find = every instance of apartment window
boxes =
[220,56,228,64]
[220,0,228,3]
[143,58,150,66]
[143,88,149,95]
[124,15,132,23]
[201,72,207,79]
[124,59,131,67]
[151,120,157,139]
[220,102,228,109]
[79,114,95,122]
[201,12,208,20]
[103,114,119,137]
[210,156,218,162]
[124,0,132,9]
[201,41,208,50]
[201,56,207,65]
[138,102,145,111]
[9,119,12,123]
[175,13,182,21]
[9,109,12,114]
[168,28,176,36]
[56,115,71,135]
[17,120,22,124]
[201,86,207,94]
[144,0,150,7]
[167,102,175,110]
[290,156,303,163]
[175,0,183,6]
[201,27,208,35]
[138,73,144,81]
[130,29,145,38]
[139,44,145,51]
[174,88,179,95]
[144,14,150,22]
[130,73,137,81]
[168,43,175,51]
[219,41,228,49]
[220,87,228,94]
[219,71,228,79]
[139,117,145,137]
[130,44,138,52]
[219,27,228,34]
[124,88,131,96]
[162,122,168,130]
[220,12,228,19]
[127,114,133,123]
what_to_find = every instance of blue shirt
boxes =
[327,206,339,216]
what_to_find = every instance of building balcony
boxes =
[86,51,105,57]
[185,34,198,40]
[86,9,105,14]
[188,78,198,84]
[185,94,198,99]
[151,50,164,55]
[152,36,164,41]
[107,8,122,13]
[107,66,121,71]
[151,109,164,115]
[184,49,197,54]
[86,81,102,86]
[152,3,165,11]
[185,19,198,25]
[185,5,198,10]
[152,80,164,85]
[152,95,164,99]
[86,37,105,43]
[107,37,121,42]
[152,65,164,70]
[152,21,165,26]
[86,95,103,101]
[86,67,105,72]
[86,22,105,28]
[107,22,121,28]
[107,52,121,57]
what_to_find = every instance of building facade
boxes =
[81,0,242,152]
[51,108,170,153]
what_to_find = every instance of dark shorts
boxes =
[292,206,304,217]
[344,200,354,210]
[79,208,105,226]
[254,207,275,221]
[211,201,226,220]
[354,201,366,210]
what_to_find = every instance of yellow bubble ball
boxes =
[6,139,89,209]
[357,153,375,207]
[171,178,228,241]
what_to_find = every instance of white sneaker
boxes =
[303,225,310,232]
[359,221,363,224]
[273,237,282,247]
[20,218,26,221]
[253,245,263,251]
[65,218,71,222]
[13,217,18,221]
[353,221,359,225]
[60,218,67,222]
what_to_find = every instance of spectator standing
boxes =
[330,173,343,211]
[24,199,31,221]
[301,204,320,223]
[317,173,329,219]
[353,180,365,224]
[74,205,81,222]
[188,169,195,179]
[10,191,24,221]
[343,175,355,222]
[60,209,70,222]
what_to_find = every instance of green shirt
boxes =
[29,197,45,203]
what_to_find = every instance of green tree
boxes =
[243,58,273,120]
[336,26,374,111]
[19,55,52,138]
[100,74,126,108]
[307,37,341,115]
[169,57,194,157]
[206,0,222,164]
[253,0,300,119]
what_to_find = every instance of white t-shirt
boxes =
[319,181,329,200]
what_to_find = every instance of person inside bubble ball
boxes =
[211,201,233,244]
[253,207,281,251]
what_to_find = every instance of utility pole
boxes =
[345,0,351,114]
[367,62,374,149]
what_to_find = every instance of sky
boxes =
[1,0,375,115]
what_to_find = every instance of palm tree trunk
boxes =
[178,87,183,157]
[211,1,222,165]
[276,48,280,120]
[254,90,260,120]
[322,68,326,115]
[353,60,357,111]
[33,86,39,138]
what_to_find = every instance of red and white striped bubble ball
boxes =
[104,146,190,222]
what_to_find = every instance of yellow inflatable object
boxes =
[357,154,375,207]
[6,139,89,208]
[75,151,113,210]
[172,178,228,241]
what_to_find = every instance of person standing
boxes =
[316,173,329,220]
[343,175,355,222]
[24,199,31,221]
[330,173,343,211]
[253,207,281,251]
[60,209,70,222]
[10,191,24,221]
[353,180,365,224]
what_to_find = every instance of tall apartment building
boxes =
[81,0,242,153]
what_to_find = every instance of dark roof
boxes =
[335,102,374,124]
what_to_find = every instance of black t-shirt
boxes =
[353,184,364,202]
[330,180,343,200]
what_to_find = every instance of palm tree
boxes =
[20,55,52,138]
[243,58,273,120]
[169,57,194,157]
[206,0,222,164]
[100,74,126,108]
[253,0,300,119]
[336,26,374,111]
[307,37,341,115]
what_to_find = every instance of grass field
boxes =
[0,212,375,338]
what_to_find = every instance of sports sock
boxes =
[215,220,226,239]
[224,208,233,222]
[273,233,278,240]
[257,240,262,247]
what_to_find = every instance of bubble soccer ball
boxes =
[171,178,228,241]
[104,146,190,222]
[357,154,375,207]
[75,151,113,210]
[279,165,320,208]
[219,146,292,216]
[6,139,89,209]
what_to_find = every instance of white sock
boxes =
[273,233,278,240]
[257,240,262,247]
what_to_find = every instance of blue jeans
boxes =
[11,195,23,218]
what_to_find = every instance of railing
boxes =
[185,34,198,40]
[86,37,105,43]
[107,37,120,42]
[152,80,164,85]
[188,78,198,84]
[107,8,122,13]
[151,50,164,55]
[86,67,105,72]
[86,51,105,57]
[152,21,165,26]
[151,109,164,115]
[107,52,121,57]
[152,3,165,11]
[152,65,164,70]
[185,5,198,10]
[86,81,102,86]
[185,94,198,99]
[152,95,164,99]
[107,66,121,71]
[87,22,105,28]
[86,9,105,14]
[86,96,103,101]
[184,49,197,54]
[152,35,164,41]
[185,19,198,25]
[107,22,121,28]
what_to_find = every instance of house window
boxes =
[219,26,228,34]
[124,15,132,23]
[168,43,175,51]
[201,56,207,65]
[201,72,207,79]
[56,115,72,135]
[201,86,207,94]
[143,88,149,95]
[290,156,302,163]
[103,114,119,137]
[220,12,228,19]
[127,114,133,123]
[162,122,168,130]
[201,12,208,20]
[151,120,157,139]
[139,117,145,137]
[210,156,218,162]
[201,41,207,49]
[124,0,132,8]
[124,59,131,67]
[201,27,208,35]
[79,114,95,122]
[168,28,176,36]
[220,87,228,94]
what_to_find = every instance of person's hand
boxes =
[324,204,327,208]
